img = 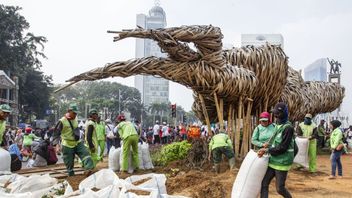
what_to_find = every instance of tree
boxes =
[21,68,52,118]
[0,5,51,120]
[52,81,142,121]
[148,102,161,124]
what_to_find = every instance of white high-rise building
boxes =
[134,5,169,107]
[303,58,328,82]
[241,34,284,49]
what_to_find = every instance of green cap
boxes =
[89,108,98,115]
[0,104,12,113]
[68,103,79,114]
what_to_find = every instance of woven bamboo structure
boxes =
[57,25,344,158]
[281,67,345,121]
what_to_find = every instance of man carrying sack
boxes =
[258,102,294,198]
[54,104,94,176]
[297,113,318,173]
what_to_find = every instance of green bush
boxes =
[151,141,192,166]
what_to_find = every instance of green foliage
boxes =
[152,141,192,166]
[52,81,142,120]
[0,5,51,120]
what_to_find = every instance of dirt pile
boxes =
[63,154,352,198]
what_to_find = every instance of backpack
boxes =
[47,145,58,165]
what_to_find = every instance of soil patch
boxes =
[126,189,151,195]
[132,177,152,186]
[60,152,352,198]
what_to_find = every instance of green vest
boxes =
[85,120,98,149]
[268,122,295,171]
[209,133,233,151]
[0,120,6,145]
[117,121,138,140]
[23,134,36,147]
[60,117,80,148]
[96,122,106,141]
[299,122,316,137]
[317,125,325,136]
[330,128,343,149]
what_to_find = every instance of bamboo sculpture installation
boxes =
[56,25,344,159]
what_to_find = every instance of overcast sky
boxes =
[2,0,352,116]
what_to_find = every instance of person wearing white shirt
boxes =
[162,122,169,144]
[153,121,161,144]
[105,119,116,154]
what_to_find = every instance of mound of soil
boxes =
[63,153,352,198]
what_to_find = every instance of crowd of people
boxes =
[1,101,350,197]
[0,104,58,171]
[251,103,349,197]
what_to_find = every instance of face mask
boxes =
[304,118,312,125]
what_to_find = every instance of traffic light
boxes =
[171,104,176,118]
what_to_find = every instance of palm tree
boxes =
[148,102,161,124]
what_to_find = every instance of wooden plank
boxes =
[17,165,80,174]
[50,170,85,179]
[20,167,85,177]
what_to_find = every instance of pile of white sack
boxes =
[109,142,154,173]
[0,169,188,198]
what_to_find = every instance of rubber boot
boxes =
[214,164,220,174]
[229,157,235,170]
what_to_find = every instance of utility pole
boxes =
[118,89,121,114]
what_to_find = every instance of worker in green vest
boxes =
[258,102,294,198]
[54,103,94,176]
[116,114,139,173]
[297,113,318,173]
[96,116,106,161]
[317,119,326,148]
[0,104,11,147]
[85,109,100,167]
[208,130,235,173]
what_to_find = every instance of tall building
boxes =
[134,5,169,106]
[304,58,328,81]
[241,34,284,49]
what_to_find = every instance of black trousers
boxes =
[261,166,292,198]
[317,136,325,148]
[154,135,160,144]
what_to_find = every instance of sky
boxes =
[1,0,352,116]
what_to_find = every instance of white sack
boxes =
[7,174,57,194]
[125,173,167,195]
[141,143,154,170]
[78,169,119,191]
[293,137,309,168]
[231,149,269,198]
[108,146,121,171]
[0,148,11,172]
[138,143,145,170]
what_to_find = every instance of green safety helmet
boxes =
[0,104,12,113]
